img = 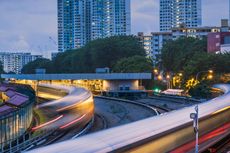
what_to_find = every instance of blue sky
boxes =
[0,0,229,57]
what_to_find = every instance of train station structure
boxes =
[1,73,152,92]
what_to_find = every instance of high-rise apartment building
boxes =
[58,0,88,52]
[137,32,172,65]
[160,0,202,32]
[91,0,131,40]
[58,0,131,52]
[0,52,42,74]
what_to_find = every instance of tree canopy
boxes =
[160,37,230,97]
[161,37,207,72]
[161,37,230,79]
[21,58,53,74]
[113,55,152,73]
[188,81,212,99]
[184,52,230,77]
[22,36,147,74]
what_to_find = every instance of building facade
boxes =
[137,32,172,64]
[160,0,202,32]
[138,27,222,64]
[0,53,42,74]
[58,0,131,52]
[172,26,221,40]
[208,32,230,53]
[0,84,35,148]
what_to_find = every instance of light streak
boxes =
[32,115,63,131]
[212,106,230,115]
[170,122,230,153]
[60,114,86,129]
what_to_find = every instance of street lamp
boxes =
[195,70,213,81]
[153,69,158,75]
[207,74,213,80]
[190,105,199,153]
[157,75,162,80]
[166,74,171,89]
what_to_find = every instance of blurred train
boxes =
[28,84,230,153]
[32,84,94,131]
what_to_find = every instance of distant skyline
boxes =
[0,0,229,57]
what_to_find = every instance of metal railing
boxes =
[1,128,56,153]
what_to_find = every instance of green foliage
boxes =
[161,36,230,84]
[22,36,146,74]
[113,55,152,73]
[21,58,53,74]
[184,52,230,79]
[189,81,212,99]
[161,37,207,72]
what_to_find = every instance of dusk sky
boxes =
[0,0,229,57]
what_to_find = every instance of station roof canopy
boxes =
[1,73,152,81]
[0,105,15,116]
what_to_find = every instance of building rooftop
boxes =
[0,105,15,116]
[0,86,8,92]
[7,94,29,107]
[171,26,221,30]
[0,84,32,117]
[6,90,16,98]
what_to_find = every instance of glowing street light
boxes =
[157,75,163,80]
[153,69,158,74]
[166,74,170,79]
[208,70,213,74]
[207,74,213,80]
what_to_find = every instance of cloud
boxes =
[11,36,30,51]
[0,0,57,54]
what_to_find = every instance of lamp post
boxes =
[195,70,213,81]
[166,74,171,89]
[190,105,199,153]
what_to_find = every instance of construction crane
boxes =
[49,36,57,46]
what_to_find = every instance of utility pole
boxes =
[190,105,199,153]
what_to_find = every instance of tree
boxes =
[24,36,147,74]
[113,55,152,73]
[86,36,146,69]
[184,52,230,80]
[21,58,53,74]
[189,81,212,99]
[161,37,207,72]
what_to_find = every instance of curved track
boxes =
[27,84,230,153]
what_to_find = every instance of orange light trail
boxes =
[32,115,64,131]
[60,114,86,129]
